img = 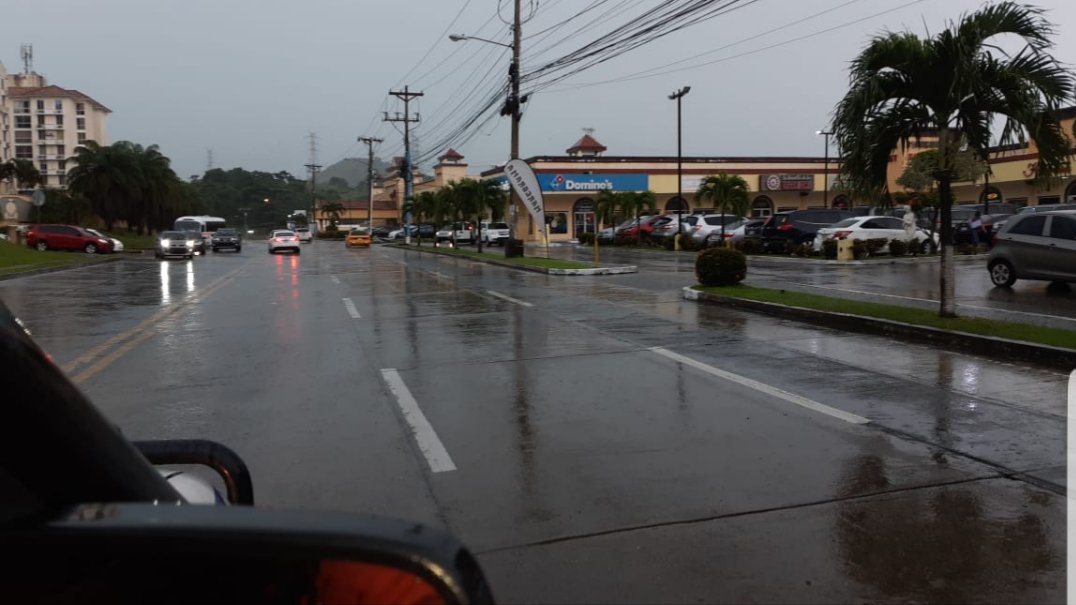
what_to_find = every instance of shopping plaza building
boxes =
[471,109,1076,242]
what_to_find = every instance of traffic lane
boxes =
[404,343,1004,554]
[481,477,1063,604]
[0,252,250,367]
[74,244,445,525]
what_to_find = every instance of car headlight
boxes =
[186,240,195,247]
[161,239,171,247]
[98,239,109,244]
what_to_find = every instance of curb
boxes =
[682,286,1076,371]
[388,244,637,275]
[745,254,987,267]
[0,254,125,282]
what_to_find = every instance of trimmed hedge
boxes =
[695,247,747,286]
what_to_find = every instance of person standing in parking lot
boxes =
[969,211,983,247]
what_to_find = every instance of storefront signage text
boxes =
[760,174,814,192]
[538,173,648,193]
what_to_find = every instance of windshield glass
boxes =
[159,231,183,239]
[174,220,201,232]
[349,228,369,235]
[216,229,238,236]
[831,218,859,228]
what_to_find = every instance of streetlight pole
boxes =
[358,136,383,229]
[450,0,525,256]
[816,129,832,208]
[669,86,690,250]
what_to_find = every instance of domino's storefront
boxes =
[484,156,839,242]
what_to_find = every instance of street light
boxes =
[816,129,832,208]
[669,86,690,250]
[448,0,525,255]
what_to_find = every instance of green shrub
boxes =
[317,231,347,240]
[695,247,747,286]
[793,243,812,257]
[852,239,868,259]
[734,239,759,255]
[783,239,798,255]
[613,235,635,246]
[822,239,838,259]
[865,238,889,256]
[661,237,676,250]
[888,239,907,256]
[679,235,698,252]
[577,232,595,245]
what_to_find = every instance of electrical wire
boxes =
[392,0,475,89]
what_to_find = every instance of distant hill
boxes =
[318,157,391,188]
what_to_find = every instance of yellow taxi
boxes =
[345,227,372,247]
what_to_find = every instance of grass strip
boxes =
[0,240,112,276]
[400,244,592,270]
[695,284,1076,350]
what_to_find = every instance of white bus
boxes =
[174,216,227,240]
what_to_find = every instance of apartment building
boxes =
[0,60,110,192]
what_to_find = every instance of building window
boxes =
[36,100,44,112]
[38,145,47,157]
[15,115,31,128]
[57,174,66,187]
[15,100,30,114]
[37,130,47,141]
[15,145,32,159]
[547,212,568,235]
[55,115,63,126]
[77,132,87,143]
[14,131,31,144]
[665,196,689,212]
[751,196,774,217]
[1064,179,1076,203]
[58,159,66,170]
[39,161,48,172]
[57,145,65,157]
[76,117,86,130]
[831,194,850,210]
[76,103,85,115]
[1037,195,1060,206]
[37,114,46,126]
[54,99,62,112]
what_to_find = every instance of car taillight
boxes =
[834,230,852,238]
[722,232,734,238]
[778,224,793,231]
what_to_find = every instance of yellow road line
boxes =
[66,259,252,382]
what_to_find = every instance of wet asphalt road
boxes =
[0,241,1070,603]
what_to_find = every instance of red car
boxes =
[617,215,668,238]
[25,224,115,254]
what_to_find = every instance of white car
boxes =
[436,222,475,244]
[687,214,745,245]
[267,229,301,254]
[84,228,124,253]
[813,216,936,253]
[295,227,313,243]
[480,221,511,246]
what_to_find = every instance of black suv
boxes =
[760,209,855,249]
[211,228,242,253]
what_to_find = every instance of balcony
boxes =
[38,123,65,130]
[35,108,63,115]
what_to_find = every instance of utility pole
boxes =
[816,129,832,207]
[508,0,523,253]
[206,149,214,172]
[385,86,423,244]
[304,162,322,230]
[669,86,690,251]
[358,136,383,229]
[238,207,250,233]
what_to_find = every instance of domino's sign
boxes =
[539,173,647,193]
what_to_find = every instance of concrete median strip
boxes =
[386,243,637,275]
[683,285,1076,371]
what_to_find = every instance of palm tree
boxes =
[67,141,142,231]
[473,179,506,253]
[832,2,1073,317]
[9,160,43,191]
[320,202,345,229]
[620,190,657,245]
[694,174,750,241]
[134,144,180,235]
[595,190,622,244]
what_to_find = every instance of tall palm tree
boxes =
[832,2,1073,317]
[473,179,506,253]
[9,160,43,191]
[135,144,180,235]
[595,190,622,241]
[320,202,345,228]
[694,174,750,241]
[620,190,657,245]
[67,141,142,231]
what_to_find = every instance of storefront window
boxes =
[751,196,773,217]
[978,186,1002,205]
[831,194,850,210]
[1064,179,1076,203]
[665,197,689,212]
[547,212,568,235]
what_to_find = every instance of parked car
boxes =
[210,228,242,252]
[267,229,300,254]
[436,222,475,244]
[687,214,745,245]
[25,224,115,254]
[83,228,124,253]
[813,216,937,253]
[480,221,511,246]
[987,210,1076,287]
[371,226,393,238]
[345,227,372,247]
[294,227,313,243]
[155,230,197,259]
[954,212,1013,245]
[1016,202,1076,215]
[619,215,666,239]
[703,218,770,246]
[651,215,691,240]
[760,209,855,250]
[389,224,435,240]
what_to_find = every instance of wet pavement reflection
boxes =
[0,241,1067,604]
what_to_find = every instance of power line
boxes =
[393,0,476,89]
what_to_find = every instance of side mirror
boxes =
[133,439,254,505]
[3,503,494,604]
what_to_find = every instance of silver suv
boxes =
[987,210,1076,287]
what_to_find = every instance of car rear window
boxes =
[831,218,859,228]
[487,223,509,229]
[274,231,295,237]
[1049,216,1076,240]
[1008,215,1046,236]
[217,229,237,235]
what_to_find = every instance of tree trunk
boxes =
[938,176,956,317]
[476,217,483,253]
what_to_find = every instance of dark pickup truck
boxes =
[211,228,242,253]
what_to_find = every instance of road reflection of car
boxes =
[295,227,313,243]
[211,228,242,252]
[814,216,937,252]
[156,230,196,259]
[345,227,372,247]
[988,210,1076,287]
[436,222,475,244]
[25,224,115,254]
[761,209,855,249]
[83,228,124,253]
[267,229,301,255]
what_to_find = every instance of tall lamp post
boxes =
[669,86,690,250]
[450,0,526,255]
[816,129,832,208]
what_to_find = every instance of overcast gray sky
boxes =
[3,0,1074,179]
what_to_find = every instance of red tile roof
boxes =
[438,148,464,162]
[567,133,606,154]
[8,85,111,113]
